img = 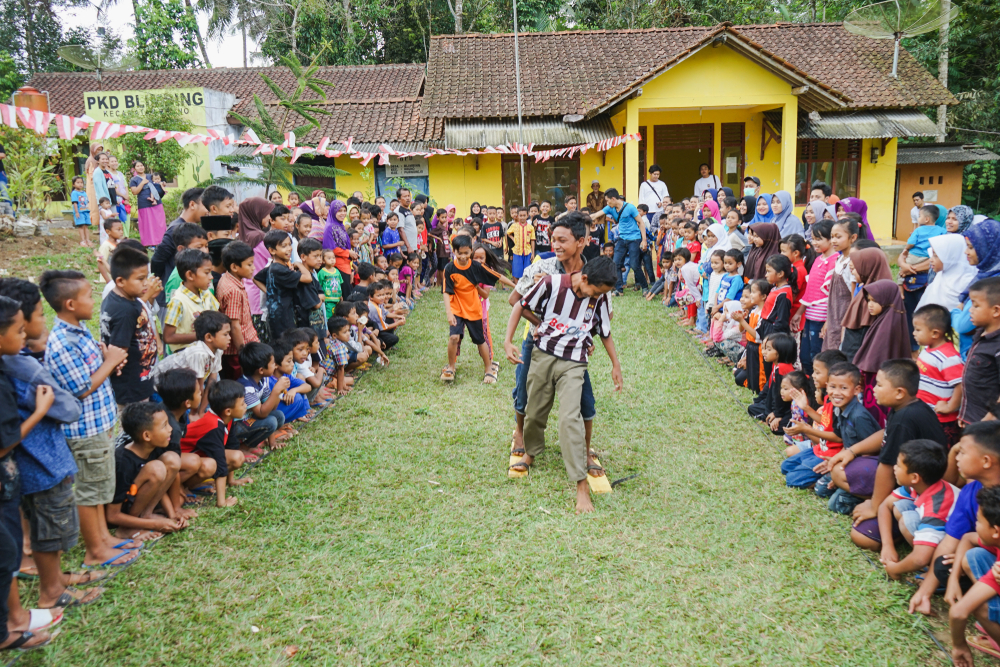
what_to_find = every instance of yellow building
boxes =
[32,23,953,241]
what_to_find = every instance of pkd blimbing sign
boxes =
[83,87,207,123]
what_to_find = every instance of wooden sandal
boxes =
[440,367,455,383]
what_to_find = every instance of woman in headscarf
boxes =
[770,191,803,236]
[916,234,978,312]
[751,194,775,225]
[954,219,1000,356]
[299,190,328,239]
[237,197,274,342]
[946,205,975,234]
[322,200,356,284]
[804,200,826,236]
[839,247,894,362]
[717,187,734,204]
[83,143,104,240]
[739,195,756,225]
[836,197,874,240]
[854,279,912,425]
[701,200,720,224]
[745,222,781,280]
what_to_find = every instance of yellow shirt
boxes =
[164,284,220,352]
[506,223,535,256]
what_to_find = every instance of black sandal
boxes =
[508,461,530,473]
[0,631,50,651]
[587,464,606,477]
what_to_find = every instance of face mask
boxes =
[744,187,756,197]
[358,315,368,326]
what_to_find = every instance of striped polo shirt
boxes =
[521,273,612,363]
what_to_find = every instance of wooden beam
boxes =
[791,85,810,96]
[760,117,782,160]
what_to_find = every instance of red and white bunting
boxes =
[239,128,261,145]
[316,137,330,153]
[0,105,18,129]
[54,114,87,140]
[15,108,54,135]
[290,146,314,163]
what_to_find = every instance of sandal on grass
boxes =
[969,634,1000,659]
[65,569,109,587]
[41,585,104,609]
[0,631,51,651]
[482,371,498,385]
[587,464,606,477]
[508,460,530,474]
[28,608,63,632]
[81,548,140,571]
[440,367,455,383]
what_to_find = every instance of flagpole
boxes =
[512,0,526,207]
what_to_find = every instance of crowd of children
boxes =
[0,184,435,651]
[651,179,1000,665]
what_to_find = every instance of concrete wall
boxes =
[895,162,966,240]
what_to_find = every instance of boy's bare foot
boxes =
[575,481,595,514]
[82,547,139,568]
[508,454,534,474]
[177,507,198,520]
[64,569,109,587]
[105,534,140,550]
[231,476,253,486]
[586,452,605,477]
[511,429,525,456]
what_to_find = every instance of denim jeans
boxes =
[800,319,824,375]
[966,547,1000,622]
[648,276,665,296]
[613,237,647,291]
[513,337,595,419]
[695,303,709,333]
[780,449,823,488]
[641,248,655,287]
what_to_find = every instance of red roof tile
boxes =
[28,64,425,117]
[421,23,954,119]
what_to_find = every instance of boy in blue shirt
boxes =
[381,212,405,254]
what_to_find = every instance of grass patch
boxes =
[16,287,953,666]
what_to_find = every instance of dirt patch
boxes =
[0,228,100,281]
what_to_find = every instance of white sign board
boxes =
[386,156,429,178]
[923,189,939,202]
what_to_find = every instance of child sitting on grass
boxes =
[281,328,325,405]
[332,301,375,370]
[155,369,216,515]
[180,379,251,507]
[326,317,354,396]
[747,332,796,433]
[152,310,231,415]
[949,484,1000,667]
[779,370,815,455]
[876,438,957,580]
[164,248,219,352]
[237,342,292,449]
[109,403,188,539]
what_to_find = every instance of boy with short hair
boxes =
[839,359,948,547]
[237,342,291,451]
[949,485,1000,666]
[506,207,535,279]
[876,438,957,579]
[253,230,311,341]
[441,235,495,383]
[601,242,615,260]
[100,246,160,405]
[164,248,219,352]
[180,379,251,507]
[40,270,138,569]
[534,200,554,255]
[382,212,405,253]
[504,256,624,513]
[294,237,325,337]
[110,402,187,537]
[97,217,123,280]
[155,368,216,516]
[163,223,209,303]
[961,277,1000,424]
[216,241,258,380]
[151,310,230,415]
[281,328,324,403]
[326,317,354,395]
[368,281,404,351]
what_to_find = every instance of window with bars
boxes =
[794,139,861,205]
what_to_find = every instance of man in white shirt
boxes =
[638,164,670,223]
[693,163,721,197]
[910,191,924,228]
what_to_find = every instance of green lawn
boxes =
[15,279,955,666]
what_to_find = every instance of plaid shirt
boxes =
[216,272,258,354]
[330,338,351,368]
[44,318,118,439]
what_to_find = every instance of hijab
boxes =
[751,194,775,224]
[237,197,272,249]
[935,204,948,228]
[719,187,734,200]
[808,201,828,228]
[836,198,874,240]
[917,234,979,312]
[324,200,350,251]
[706,222,731,253]
[701,200,720,223]
[962,218,1000,301]
[950,205,975,234]
[853,279,912,373]
[740,195,757,224]
[704,188,719,204]
[771,191,803,236]
[841,247,894,330]
[745,223,781,280]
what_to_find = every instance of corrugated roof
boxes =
[778,109,940,139]
[444,116,616,149]
[896,143,1000,165]
[423,23,955,120]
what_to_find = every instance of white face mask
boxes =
[744,187,756,197]
[358,315,369,326]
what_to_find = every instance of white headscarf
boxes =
[706,222,732,253]
[917,234,979,312]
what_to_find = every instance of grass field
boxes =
[2,251,963,666]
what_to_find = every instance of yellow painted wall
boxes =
[859,138,897,243]
[624,46,799,203]
[333,156,370,200]
[427,154,503,212]
[581,107,626,197]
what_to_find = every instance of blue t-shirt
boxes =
[70,189,89,226]
[382,228,403,251]
[906,225,947,259]
[946,479,983,540]
[602,203,642,241]
[718,273,744,303]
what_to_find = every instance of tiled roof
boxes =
[897,143,1000,165]
[261,99,444,151]
[28,64,425,117]
[422,23,955,119]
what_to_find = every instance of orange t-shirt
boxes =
[444,258,496,320]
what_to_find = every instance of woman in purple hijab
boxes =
[323,200,355,282]
[836,197,874,241]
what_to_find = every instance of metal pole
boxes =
[512,0,526,206]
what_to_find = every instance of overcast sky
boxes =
[58,3,267,69]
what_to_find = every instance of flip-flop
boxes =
[16,565,38,580]
[111,539,140,550]
[587,464,606,477]
[80,548,140,571]
[65,569,109,587]
[41,585,104,609]
[969,634,1000,659]
[482,371,498,385]
[440,368,455,383]
[0,630,51,651]
[28,608,63,632]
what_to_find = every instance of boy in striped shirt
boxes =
[504,256,623,514]
[913,304,965,448]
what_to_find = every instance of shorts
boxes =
[348,349,359,365]
[967,547,1000,623]
[450,316,486,346]
[21,476,79,553]
[66,428,116,506]
[843,454,879,497]
[894,498,921,537]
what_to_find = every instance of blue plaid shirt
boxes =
[44,318,118,439]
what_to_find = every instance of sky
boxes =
[57,3,266,69]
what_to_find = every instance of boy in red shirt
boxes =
[180,379,250,507]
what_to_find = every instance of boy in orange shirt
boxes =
[441,235,499,384]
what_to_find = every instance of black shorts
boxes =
[437,256,449,271]
[450,316,486,345]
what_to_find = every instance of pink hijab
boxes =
[701,200,720,222]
